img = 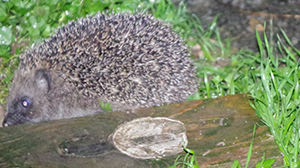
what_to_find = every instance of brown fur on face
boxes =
[4,68,102,126]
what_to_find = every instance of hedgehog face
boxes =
[4,96,33,126]
[3,69,51,126]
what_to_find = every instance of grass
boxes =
[197,22,300,167]
[1,0,300,167]
[201,22,300,167]
[227,24,300,167]
[249,28,300,167]
[168,146,199,168]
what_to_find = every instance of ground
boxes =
[173,0,300,52]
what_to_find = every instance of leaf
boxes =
[231,160,241,168]
[42,24,51,37]
[33,6,46,16]
[12,0,34,15]
[0,45,11,59]
[0,26,13,46]
[0,3,7,22]
[99,101,113,111]
[256,158,276,168]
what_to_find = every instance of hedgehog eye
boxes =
[21,99,31,108]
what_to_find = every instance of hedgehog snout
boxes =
[3,112,27,126]
[3,99,32,126]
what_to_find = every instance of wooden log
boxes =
[0,94,282,167]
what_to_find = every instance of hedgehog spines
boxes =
[18,12,198,107]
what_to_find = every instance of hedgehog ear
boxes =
[34,69,51,92]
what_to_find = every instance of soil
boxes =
[173,0,300,52]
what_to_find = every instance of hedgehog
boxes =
[2,12,199,126]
